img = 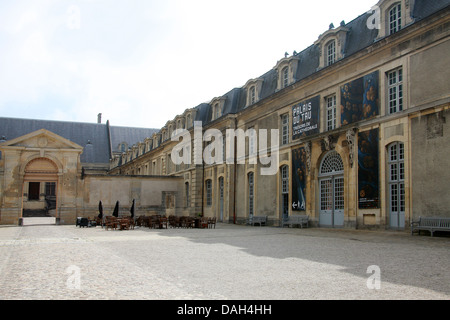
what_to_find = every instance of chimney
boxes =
[97,113,102,124]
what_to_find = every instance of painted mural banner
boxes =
[358,128,379,209]
[292,95,320,140]
[292,147,307,211]
[341,71,379,126]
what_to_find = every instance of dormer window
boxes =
[376,1,413,40]
[214,103,221,120]
[327,40,336,66]
[249,86,256,104]
[274,56,299,92]
[210,97,226,121]
[389,3,402,35]
[282,67,289,88]
[186,114,192,129]
[314,24,348,70]
[244,78,264,107]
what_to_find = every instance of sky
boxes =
[0,0,378,129]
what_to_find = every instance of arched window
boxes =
[388,142,405,228]
[320,150,344,175]
[319,151,345,227]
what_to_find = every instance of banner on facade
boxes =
[292,95,320,140]
[358,128,379,209]
[341,71,379,126]
[292,147,307,211]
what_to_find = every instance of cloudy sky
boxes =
[0,0,377,129]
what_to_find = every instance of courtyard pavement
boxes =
[0,218,449,300]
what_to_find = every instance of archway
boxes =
[22,158,59,223]
[387,142,405,229]
[319,151,344,227]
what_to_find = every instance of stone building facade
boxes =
[1,0,449,229]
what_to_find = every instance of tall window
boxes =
[222,132,226,163]
[327,40,336,66]
[206,179,212,206]
[214,103,221,120]
[185,182,190,207]
[248,127,256,157]
[388,68,403,114]
[281,113,289,145]
[281,165,289,221]
[282,67,289,88]
[281,165,289,194]
[167,154,172,174]
[389,3,402,35]
[388,142,405,228]
[45,182,56,197]
[248,172,254,217]
[326,95,337,131]
[249,86,256,105]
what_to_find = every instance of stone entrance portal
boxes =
[22,158,58,220]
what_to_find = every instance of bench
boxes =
[411,217,450,237]
[282,215,309,228]
[76,217,95,228]
[249,216,268,226]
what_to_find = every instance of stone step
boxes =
[22,210,51,218]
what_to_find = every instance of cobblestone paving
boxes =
[0,221,449,300]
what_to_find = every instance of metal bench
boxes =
[411,217,450,237]
[249,216,268,226]
[282,215,309,228]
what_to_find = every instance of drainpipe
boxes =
[201,161,204,218]
[106,120,113,161]
[233,117,237,224]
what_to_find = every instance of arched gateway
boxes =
[22,158,59,219]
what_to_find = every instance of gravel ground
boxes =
[0,219,449,300]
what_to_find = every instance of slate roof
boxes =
[0,117,157,164]
[191,0,450,127]
[109,125,159,154]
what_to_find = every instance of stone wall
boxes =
[411,108,450,219]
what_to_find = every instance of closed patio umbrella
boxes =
[130,199,135,218]
[113,201,119,217]
[98,201,103,219]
